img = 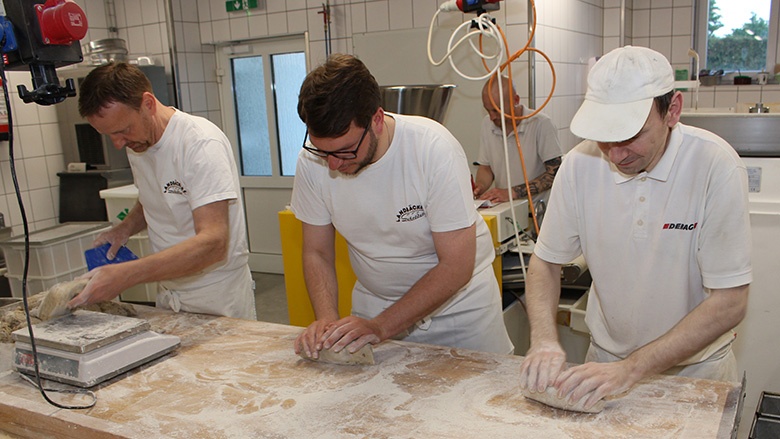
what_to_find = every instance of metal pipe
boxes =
[527,0,536,109]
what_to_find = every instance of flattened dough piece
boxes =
[37,278,90,321]
[522,386,605,413]
[300,343,375,365]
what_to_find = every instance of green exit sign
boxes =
[226,0,257,12]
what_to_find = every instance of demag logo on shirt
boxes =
[663,222,698,230]
[396,204,425,222]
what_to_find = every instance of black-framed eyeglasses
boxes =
[302,124,369,160]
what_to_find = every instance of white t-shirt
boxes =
[534,123,752,361]
[127,109,255,319]
[291,114,513,354]
[477,106,562,192]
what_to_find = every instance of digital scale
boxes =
[11,310,180,388]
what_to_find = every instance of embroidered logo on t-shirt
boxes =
[396,204,425,222]
[163,180,187,195]
[662,222,697,230]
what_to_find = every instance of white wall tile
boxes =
[123,1,144,27]
[670,35,693,64]
[649,8,672,37]
[229,16,251,41]
[197,0,212,21]
[248,14,270,38]
[142,0,161,24]
[2,160,28,193]
[389,0,413,30]
[144,24,164,55]
[671,6,692,36]
[199,21,215,44]
[212,19,232,42]
[713,89,738,107]
[365,1,390,33]
[188,82,208,113]
[632,9,650,37]
[288,9,308,34]
[24,157,50,190]
[350,3,367,34]
[186,53,206,83]
[126,26,147,54]
[287,0,307,10]
[28,188,55,222]
[268,0,287,14]
[268,12,290,35]
[40,125,63,157]
[603,8,621,37]
[83,0,108,29]
[180,0,200,22]
[16,125,45,158]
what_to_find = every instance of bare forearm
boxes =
[302,251,340,321]
[525,255,563,345]
[511,157,561,198]
[624,285,749,378]
[372,258,472,340]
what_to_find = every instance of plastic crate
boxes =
[100,184,138,225]
[119,233,159,303]
[6,267,88,297]
[0,222,111,279]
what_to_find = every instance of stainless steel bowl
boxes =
[380,84,456,123]
[85,38,129,65]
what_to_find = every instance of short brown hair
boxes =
[297,54,381,137]
[78,62,153,117]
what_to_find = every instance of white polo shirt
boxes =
[534,123,752,361]
[476,107,562,191]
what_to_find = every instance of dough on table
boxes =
[522,386,605,413]
[36,278,90,321]
[300,343,375,365]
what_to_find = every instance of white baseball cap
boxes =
[570,46,675,142]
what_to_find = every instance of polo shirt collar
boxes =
[611,123,682,184]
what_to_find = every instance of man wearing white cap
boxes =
[518,46,752,410]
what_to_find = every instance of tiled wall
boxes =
[1,0,778,233]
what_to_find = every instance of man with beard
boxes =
[292,54,513,359]
[70,62,256,320]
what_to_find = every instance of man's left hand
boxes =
[319,316,382,353]
[553,360,637,411]
[478,188,510,203]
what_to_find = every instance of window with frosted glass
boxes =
[271,52,307,176]
[232,56,271,176]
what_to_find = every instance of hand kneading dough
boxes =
[36,278,90,321]
[300,344,375,365]
[522,386,605,413]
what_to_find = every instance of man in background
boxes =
[473,74,562,206]
[69,62,256,320]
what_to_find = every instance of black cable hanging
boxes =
[0,48,96,411]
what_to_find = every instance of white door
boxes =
[217,36,308,273]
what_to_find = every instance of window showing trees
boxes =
[703,0,774,72]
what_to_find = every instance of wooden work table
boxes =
[0,306,741,438]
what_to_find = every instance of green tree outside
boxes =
[706,0,769,71]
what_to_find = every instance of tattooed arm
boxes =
[512,156,561,199]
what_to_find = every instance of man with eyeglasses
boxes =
[291,54,513,359]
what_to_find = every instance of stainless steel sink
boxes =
[679,112,780,157]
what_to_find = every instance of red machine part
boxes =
[35,0,88,45]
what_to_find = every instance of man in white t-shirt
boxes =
[68,63,256,320]
[291,54,513,358]
[474,75,562,206]
[518,46,751,410]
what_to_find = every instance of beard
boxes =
[340,129,378,176]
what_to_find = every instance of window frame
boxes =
[694,0,780,77]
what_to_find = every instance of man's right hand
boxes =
[518,340,567,392]
[294,318,337,359]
